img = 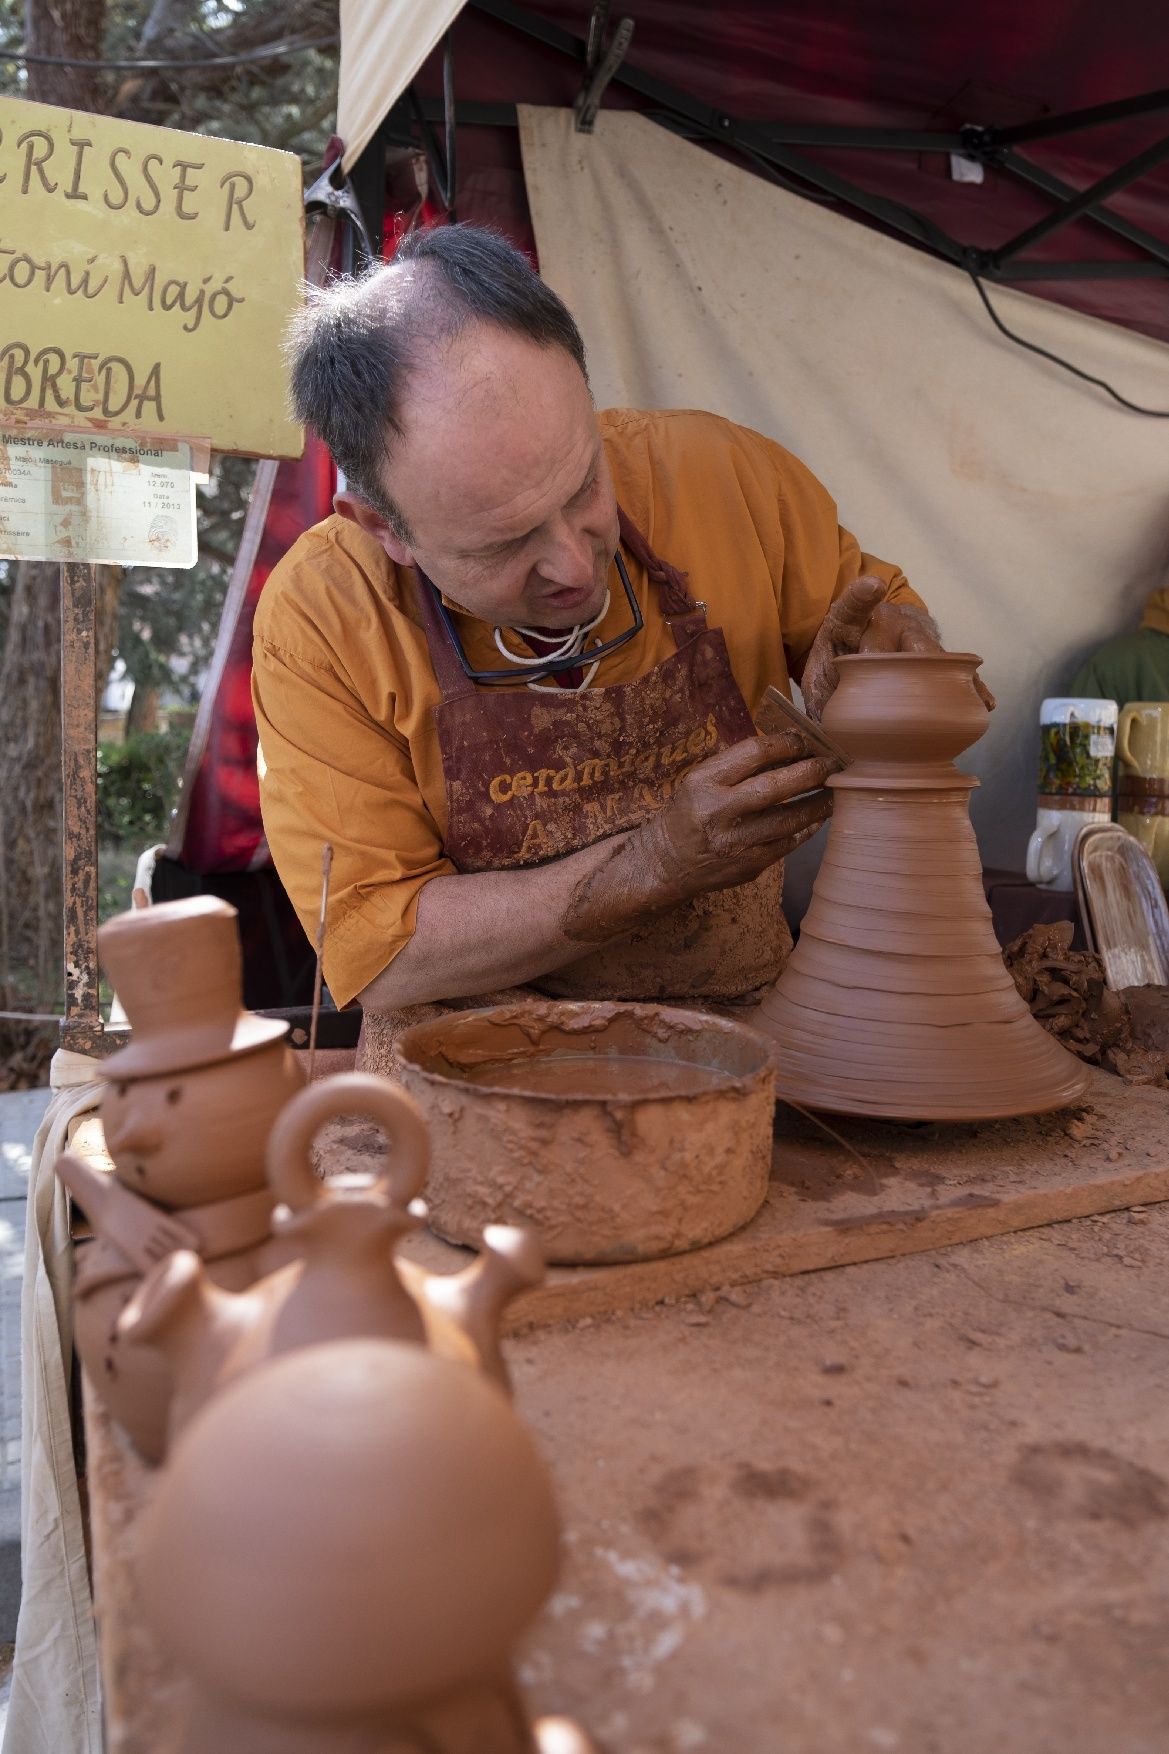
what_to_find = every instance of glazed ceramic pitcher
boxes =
[1025,697,1117,892]
[1116,701,1169,887]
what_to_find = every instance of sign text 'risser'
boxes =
[0,97,304,459]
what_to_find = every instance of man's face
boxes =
[363,325,620,630]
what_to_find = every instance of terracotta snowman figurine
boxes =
[138,1338,601,1754]
[56,896,305,1462]
[119,1070,545,1452]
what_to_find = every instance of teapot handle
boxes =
[266,1073,430,1212]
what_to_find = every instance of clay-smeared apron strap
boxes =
[411,567,477,701]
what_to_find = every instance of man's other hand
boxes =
[801,576,995,721]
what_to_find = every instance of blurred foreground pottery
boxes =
[138,1339,600,1753]
[121,1072,544,1451]
[56,897,304,1462]
[757,653,1090,1120]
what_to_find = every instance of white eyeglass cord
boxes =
[492,590,611,693]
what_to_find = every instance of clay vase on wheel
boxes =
[756,653,1090,1120]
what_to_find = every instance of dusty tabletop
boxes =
[510,1207,1169,1754]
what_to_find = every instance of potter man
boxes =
[254,226,943,1018]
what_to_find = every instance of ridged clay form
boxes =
[757,653,1090,1120]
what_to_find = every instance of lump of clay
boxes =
[756,653,1090,1120]
[138,1338,600,1753]
[1006,921,1169,1086]
[121,1072,544,1451]
[55,896,304,1462]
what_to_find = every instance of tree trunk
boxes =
[23,0,104,108]
[126,682,161,736]
[0,0,107,1061]
[0,562,63,1013]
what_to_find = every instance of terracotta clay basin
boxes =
[395,1001,775,1265]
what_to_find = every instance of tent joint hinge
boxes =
[574,2,634,133]
[958,122,1003,166]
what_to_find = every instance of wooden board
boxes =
[397,1064,1169,1327]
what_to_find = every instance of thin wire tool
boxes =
[307,843,333,1083]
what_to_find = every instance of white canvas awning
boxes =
[337,0,465,173]
[518,104,1169,877]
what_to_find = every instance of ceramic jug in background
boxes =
[1026,697,1116,892]
[1116,701,1169,887]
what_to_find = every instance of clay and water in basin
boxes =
[396,1001,776,1265]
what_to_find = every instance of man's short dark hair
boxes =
[285,225,589,542]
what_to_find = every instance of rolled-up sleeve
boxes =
[252,635,453,1009]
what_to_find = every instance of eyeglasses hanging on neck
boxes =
[427,551,644,686]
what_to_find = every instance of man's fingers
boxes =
[724,756,836,816]
[818,575,888,653]
[733,787,833,852]
[699,730,811,787]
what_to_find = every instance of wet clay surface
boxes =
[511,1206,1169,1754]
[459,1056,739,1098]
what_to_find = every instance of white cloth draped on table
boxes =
[4,1051,103,1754]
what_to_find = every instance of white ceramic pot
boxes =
[1026,802,1108,892]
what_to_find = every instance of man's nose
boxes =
[536,516,595,590]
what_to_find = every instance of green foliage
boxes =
[97,726,188,849]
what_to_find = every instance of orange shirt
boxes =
[253,408,922,1007]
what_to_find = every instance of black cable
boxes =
[0,32,337,70]
[969,270,1169,416]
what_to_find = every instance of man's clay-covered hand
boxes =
[800,576,995,721]
[564,732,836,943]
[57,1151,199,1271]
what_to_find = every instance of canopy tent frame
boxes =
[347,0,1169,296]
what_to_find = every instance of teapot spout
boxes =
[119,1251,242,1448]
[412,1225,544,1393]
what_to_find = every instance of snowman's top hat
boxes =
[100,897,288,1081]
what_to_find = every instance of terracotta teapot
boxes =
[56,897,305,1462]
[138,1339,601,1753]
[121,1073,544,1450]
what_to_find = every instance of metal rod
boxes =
[990,259,1169,281]
[306,842,333,1083]
[998,147,1169,268]
[991,133,1169,266]
[443,30,457,222]
[60,562,102,1054]
[989,87,1169,149]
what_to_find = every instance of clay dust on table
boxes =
[510,1208,1169,1754]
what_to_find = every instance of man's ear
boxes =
[333,491,415,567]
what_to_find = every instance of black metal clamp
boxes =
[303,161,375,276]
[574,0,634,134]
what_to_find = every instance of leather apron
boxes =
[413,511,793,1002]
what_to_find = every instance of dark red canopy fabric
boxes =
[413,0,1169,344]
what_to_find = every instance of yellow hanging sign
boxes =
[0,97,305,458]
